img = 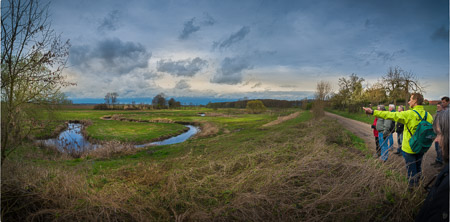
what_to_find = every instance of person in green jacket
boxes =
[363,93,433,186]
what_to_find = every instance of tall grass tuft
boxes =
[312,100,326,119]
[82,140,137,159]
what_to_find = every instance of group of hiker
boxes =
[370,104,403,161]
[363,94,449,222]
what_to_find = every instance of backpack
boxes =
[406,110,436,154]
[389,121,395,132]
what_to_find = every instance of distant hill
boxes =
[206,99,311,108]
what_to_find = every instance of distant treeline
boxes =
[206,99,310,109]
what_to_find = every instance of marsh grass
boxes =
[82,140,138,159]
[2,110,425,221]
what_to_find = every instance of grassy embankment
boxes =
[2,108,425,221]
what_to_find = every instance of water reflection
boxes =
[41,123,199,151]
[136,125,199,147]
[40,123,96,151]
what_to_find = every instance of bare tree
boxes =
[401,70,423,109]
[152,93,166,109]
[364,82,387,105]
[313,81,332,118]
[315,80,332,101]
[104,92,111,108]
[382,67,405,105]
[301,97,309,110]
[168,98,176,108]
[1,0,73,164]
[111,92,118,107]
[330,74,365,112]
[382,66,423,109]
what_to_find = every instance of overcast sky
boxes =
[48,0,449,101]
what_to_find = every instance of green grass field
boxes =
[2,107,425,221]
[86,120,187,143]
[32,107,289,143]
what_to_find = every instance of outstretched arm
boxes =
[362,107,407,124]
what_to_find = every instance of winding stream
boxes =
[40,122,199,152]
[40,123,97,151]
[135,125,198,147]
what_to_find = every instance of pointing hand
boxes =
[362,107,373,115]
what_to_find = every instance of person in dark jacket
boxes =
[415,109,449,222]
[430,102,444,167]
[394,105,404,155]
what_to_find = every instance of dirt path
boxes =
[325,112,441,184]
[262,111,300,127]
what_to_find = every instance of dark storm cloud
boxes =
[68,45,91,67]
[179,13,216,40]
[157,57,208,77]
[211,57,252,85]
[201,12,216,26]
[251,82,262,88]
[95,38,147,65]
[98,10,120,32]
[359,49,406,64]
[179,18,201,39]
[69,38,151,76]
[175,80,191,90]
[213,26,250,50]
[431,26,449,41]
[375,49,406,63]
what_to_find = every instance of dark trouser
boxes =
[375,137,380,157]
[402,150,425,186]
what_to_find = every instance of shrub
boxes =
[312,100,325,118]
[246,100,267,114]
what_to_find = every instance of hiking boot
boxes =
[430,161,444,168]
